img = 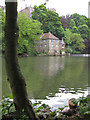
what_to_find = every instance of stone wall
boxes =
[20,6,34,17]
[36,39,62,55]
[35,40,49,53]
[48,39,60,55]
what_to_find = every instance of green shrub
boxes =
[73,97,90,115]
[65,48,73,53]
[72,50,81,54]
[60,49,65,54]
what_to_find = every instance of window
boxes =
[44,40,46,42]
[62,44,64,48]
[52,45,54,47]
[56,40,58,43]
[40,44,43,47]
[56,45,58,47]
[44,45,47,47]
[51,40,53,43]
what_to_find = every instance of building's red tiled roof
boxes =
[41,32,59,40]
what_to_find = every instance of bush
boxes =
[72,50,81,54]
[65,48,72,53]
[60,49,65,54]
[1,95,90,120]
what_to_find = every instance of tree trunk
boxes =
[5,1,39,120]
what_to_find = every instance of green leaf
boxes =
[6,94,13,99]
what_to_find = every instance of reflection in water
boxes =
[38,56,64,77]
[2,56,88,109]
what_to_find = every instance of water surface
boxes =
[2,56,88,110]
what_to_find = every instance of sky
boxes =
[0,0,89,17]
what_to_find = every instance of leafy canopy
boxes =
[18,12,43,54]
[0,8,5,52]
[64,29,71,45]
[32,4,64,39]
[70,33,85,51]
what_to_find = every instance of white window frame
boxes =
[56,45,58,47]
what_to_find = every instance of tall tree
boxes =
[0,8,5,52]
[32,4,64,39]
[77,16,88,26]
[69,19,75,29]
[71,26,79,33]
[4,1,39,119]
[64,28,71,48]
[70,33,85,51]
[61,16,68,29]
[18,12,43,54]
[78,24,89,40]
[88,18,90,39]
[72,13,80,27]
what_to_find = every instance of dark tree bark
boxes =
[4,1,39,120]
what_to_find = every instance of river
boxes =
[2,56,89,110]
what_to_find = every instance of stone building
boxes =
[20,5,34,17]
[20,5,56,18]
[36,32,65,55]
[47,8,56,12]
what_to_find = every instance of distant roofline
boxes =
[41,32,59,40]
[42,38,59,40]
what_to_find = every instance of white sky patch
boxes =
[0,0,89,17]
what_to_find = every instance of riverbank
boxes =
[0,96,90,120]
[71,54,90,57]
[18,53,90,57]
[1,53,90,57]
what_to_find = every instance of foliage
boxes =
[0,5,89,54]
[49,111,56,117]
[61,16,68,29]
[77,16,88,26]
[1,95,15,115]
[87,18,90,28]
[1,96,90,120]
[0,8,5,52]
[73,97,90,115]
[60,13,89,53]
[70,33,85,51]
[0,9,43,55]
[72,13,81,27]
[88,28,90,39]
[88,18,90,39]
[18,12,43,55]
[60,48,73,54]
[71,26,79,33]
[32,4,65,39]
[71,14,88,40]
[78,24,89,40]
[72,50,81,54]
[65,48,73,53]
[64,28,72,45]
[69,19,76,29]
